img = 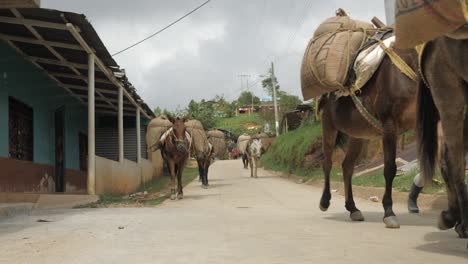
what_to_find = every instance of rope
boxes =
[374,38,418,81]
[350,93,384,133]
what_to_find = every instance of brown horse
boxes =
[160,116,190,200]
[318,48,418,228]
[417,37,468,238]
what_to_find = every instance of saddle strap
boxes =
[350,93,384,133]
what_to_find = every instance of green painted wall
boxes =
[0,42,87,170]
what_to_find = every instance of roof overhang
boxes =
[0,8,154,118]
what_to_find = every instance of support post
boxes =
[87,53,96,195]
[271,62,280,136]
[118,85,124,163]
[136,108,141,164]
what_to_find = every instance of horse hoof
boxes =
[202,185,208,189]
[455,223,468,238]
[383,216,400,228]
[438,211,457,230]
[350,211,365,221]
[170,194,177,200]
[177,193,183,200]
[319,200,330,212]
[407,199,419,214]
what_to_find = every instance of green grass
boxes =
[75,167,199,208]
[215,114,264,137]
[261,120,322,174]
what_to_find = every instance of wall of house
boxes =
[0,42,87,172]
[95,156,154,195]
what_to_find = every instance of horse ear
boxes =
[167,114,175,124]
[182,116,189,122]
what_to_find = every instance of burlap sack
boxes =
[146,117,172,152]
[237,134,251,155]
[185,120,211,159]
[301,16,374,100]
[395,0,467,48]
[208,130,226,159]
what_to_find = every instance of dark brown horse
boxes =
[318,48,418,228]
[417,36,468,238]
[160,116,190,200]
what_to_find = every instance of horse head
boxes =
[167,115,191,153]
[250,138,263,159]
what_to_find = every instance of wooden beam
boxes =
[0,33,83,51]
[65,84,118,95]
[50,72,113,84]
[30,56,91,70]
[2,39,86,105]
[0,14,77,31]
[66,23,152,119]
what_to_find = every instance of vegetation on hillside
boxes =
[261,120,321,174]
[215,114,264,138]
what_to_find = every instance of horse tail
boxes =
[417,81,439,185]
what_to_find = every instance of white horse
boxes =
[246,138,263,178]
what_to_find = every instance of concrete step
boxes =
[34,194,98,209]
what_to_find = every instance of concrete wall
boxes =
[95,156,156,195]
[148,149,164,178]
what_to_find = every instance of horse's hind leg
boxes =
[204,160,210,187]
[319,122,337,212]
[197,159,203,182]
[438,143,461,230]
[382,124,399,228]
[429,75,468,237]
[342,138,365,221]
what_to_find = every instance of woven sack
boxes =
[395,0,467,49]
[301,16,374,100]
[208,130,226,158]
[185,120,211,159]
[237,134,251,155]
[146,117,172,152]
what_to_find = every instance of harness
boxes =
[343,30,418,134]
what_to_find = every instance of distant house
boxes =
[0,8,158,195]
[280,104,313,134]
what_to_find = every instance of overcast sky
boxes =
[42,0,386,111]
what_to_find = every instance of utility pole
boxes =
[237,74,251,115]
[271,62,280,136]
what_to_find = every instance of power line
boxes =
[112,0,213,56]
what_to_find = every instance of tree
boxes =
[237,91,260,107]
[153,106,162,117]
[261,76,280,97]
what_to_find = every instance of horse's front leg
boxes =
[249,155,254,177]
[203,159,210,187]
[253,157,258,178]
[342,138,365,221]
[382,123,399,228]
[177,161,184,199]
[168,160,177,200]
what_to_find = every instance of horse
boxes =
[417,36,468,238]
[318,48,418,228]
[160,115,191,200]
[246,137,263,178]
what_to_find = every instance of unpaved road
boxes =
[0,160,467,263]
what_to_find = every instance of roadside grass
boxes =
[215,114,264,137]
[261,120,322,173]
[75,167,199,208]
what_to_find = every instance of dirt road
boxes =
[0,160,466,263]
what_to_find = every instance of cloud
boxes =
[42,0,386,111]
